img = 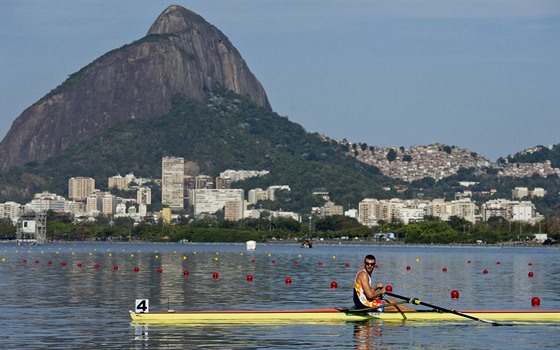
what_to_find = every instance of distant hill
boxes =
[499,145,560,168]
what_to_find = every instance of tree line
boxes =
[1,211,557,245]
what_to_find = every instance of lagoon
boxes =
[1,242,559,349]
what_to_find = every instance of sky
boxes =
[1,0,558,162]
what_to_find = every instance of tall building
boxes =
[68,177,95,201]
[161,157,185,210]
[358,198,378,226]
[137,187,152,205]
[101,193,118,215]
[224,200,244,221]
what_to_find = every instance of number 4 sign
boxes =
[135,299,149,313]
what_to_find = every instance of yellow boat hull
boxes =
[129,308,560,324]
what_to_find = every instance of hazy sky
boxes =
[1,0,558,162]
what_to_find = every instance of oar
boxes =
[385,292,511,326]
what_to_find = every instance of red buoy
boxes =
[62,261,67,266]
[271,260,276,264]
[451,290,460,299]
[251,259,256,263]
[95,263,100,269]
[157,268,163,273]
[113,265,118,270]
[285,277,292,284]
[77,263,82,267]
[406,266,411,271]
[496,261,501,265]
[247,274,253,282]
[442,267,448,272]
[385,285,393,292]
[374,264,378,269]
[294,261,299,265]
[467,260,471,264]
[134,266,140,272]
[483,269,489,274]
[213,272,219,279]
[345,263,350,268]
[35,260,39,264]
[531,297,541,307]
[528,262,533,266]
[22,259,27,263]
[330,281,338,288]
[528,271,534,277]
[318,262,323,266]
[48,261,53,265]
[183,270,189,276]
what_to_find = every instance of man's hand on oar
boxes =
[386,292,512,326]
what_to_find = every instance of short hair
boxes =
[364,254,376,262]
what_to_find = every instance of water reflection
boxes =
[353,321,384,349]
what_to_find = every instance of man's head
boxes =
[364,254,376,273]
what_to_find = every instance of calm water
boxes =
[1,242,559,349]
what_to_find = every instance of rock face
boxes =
[0,5,270,170]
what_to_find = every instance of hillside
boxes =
[0,89,397,212]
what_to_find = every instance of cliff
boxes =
[0,5,270,170]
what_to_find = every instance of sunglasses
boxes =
[364,262,376,267]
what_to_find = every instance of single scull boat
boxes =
[129,308,560,324]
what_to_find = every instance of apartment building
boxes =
[1,201,21,222]
[224,200,244,221]
[448,198,477,223]
[248,188,267,205]
[68,177,95,201]
[161,156,185,210]
[108,175,129,190]
[512,187,529,200]
[358,198,378,226]
[190,189,244,217]
[137,187,152,205]
[215,176,232,189]
[26,191,66,213]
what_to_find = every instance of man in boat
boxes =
[354,254,415,312]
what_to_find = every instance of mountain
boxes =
[0,5,270,170]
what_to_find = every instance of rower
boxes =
[353,254,415,312]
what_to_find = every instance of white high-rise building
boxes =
[162,157,185,210]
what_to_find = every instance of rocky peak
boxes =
[0,5,270,170]
[148,5,207,35]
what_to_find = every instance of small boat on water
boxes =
[129,308,560,324]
